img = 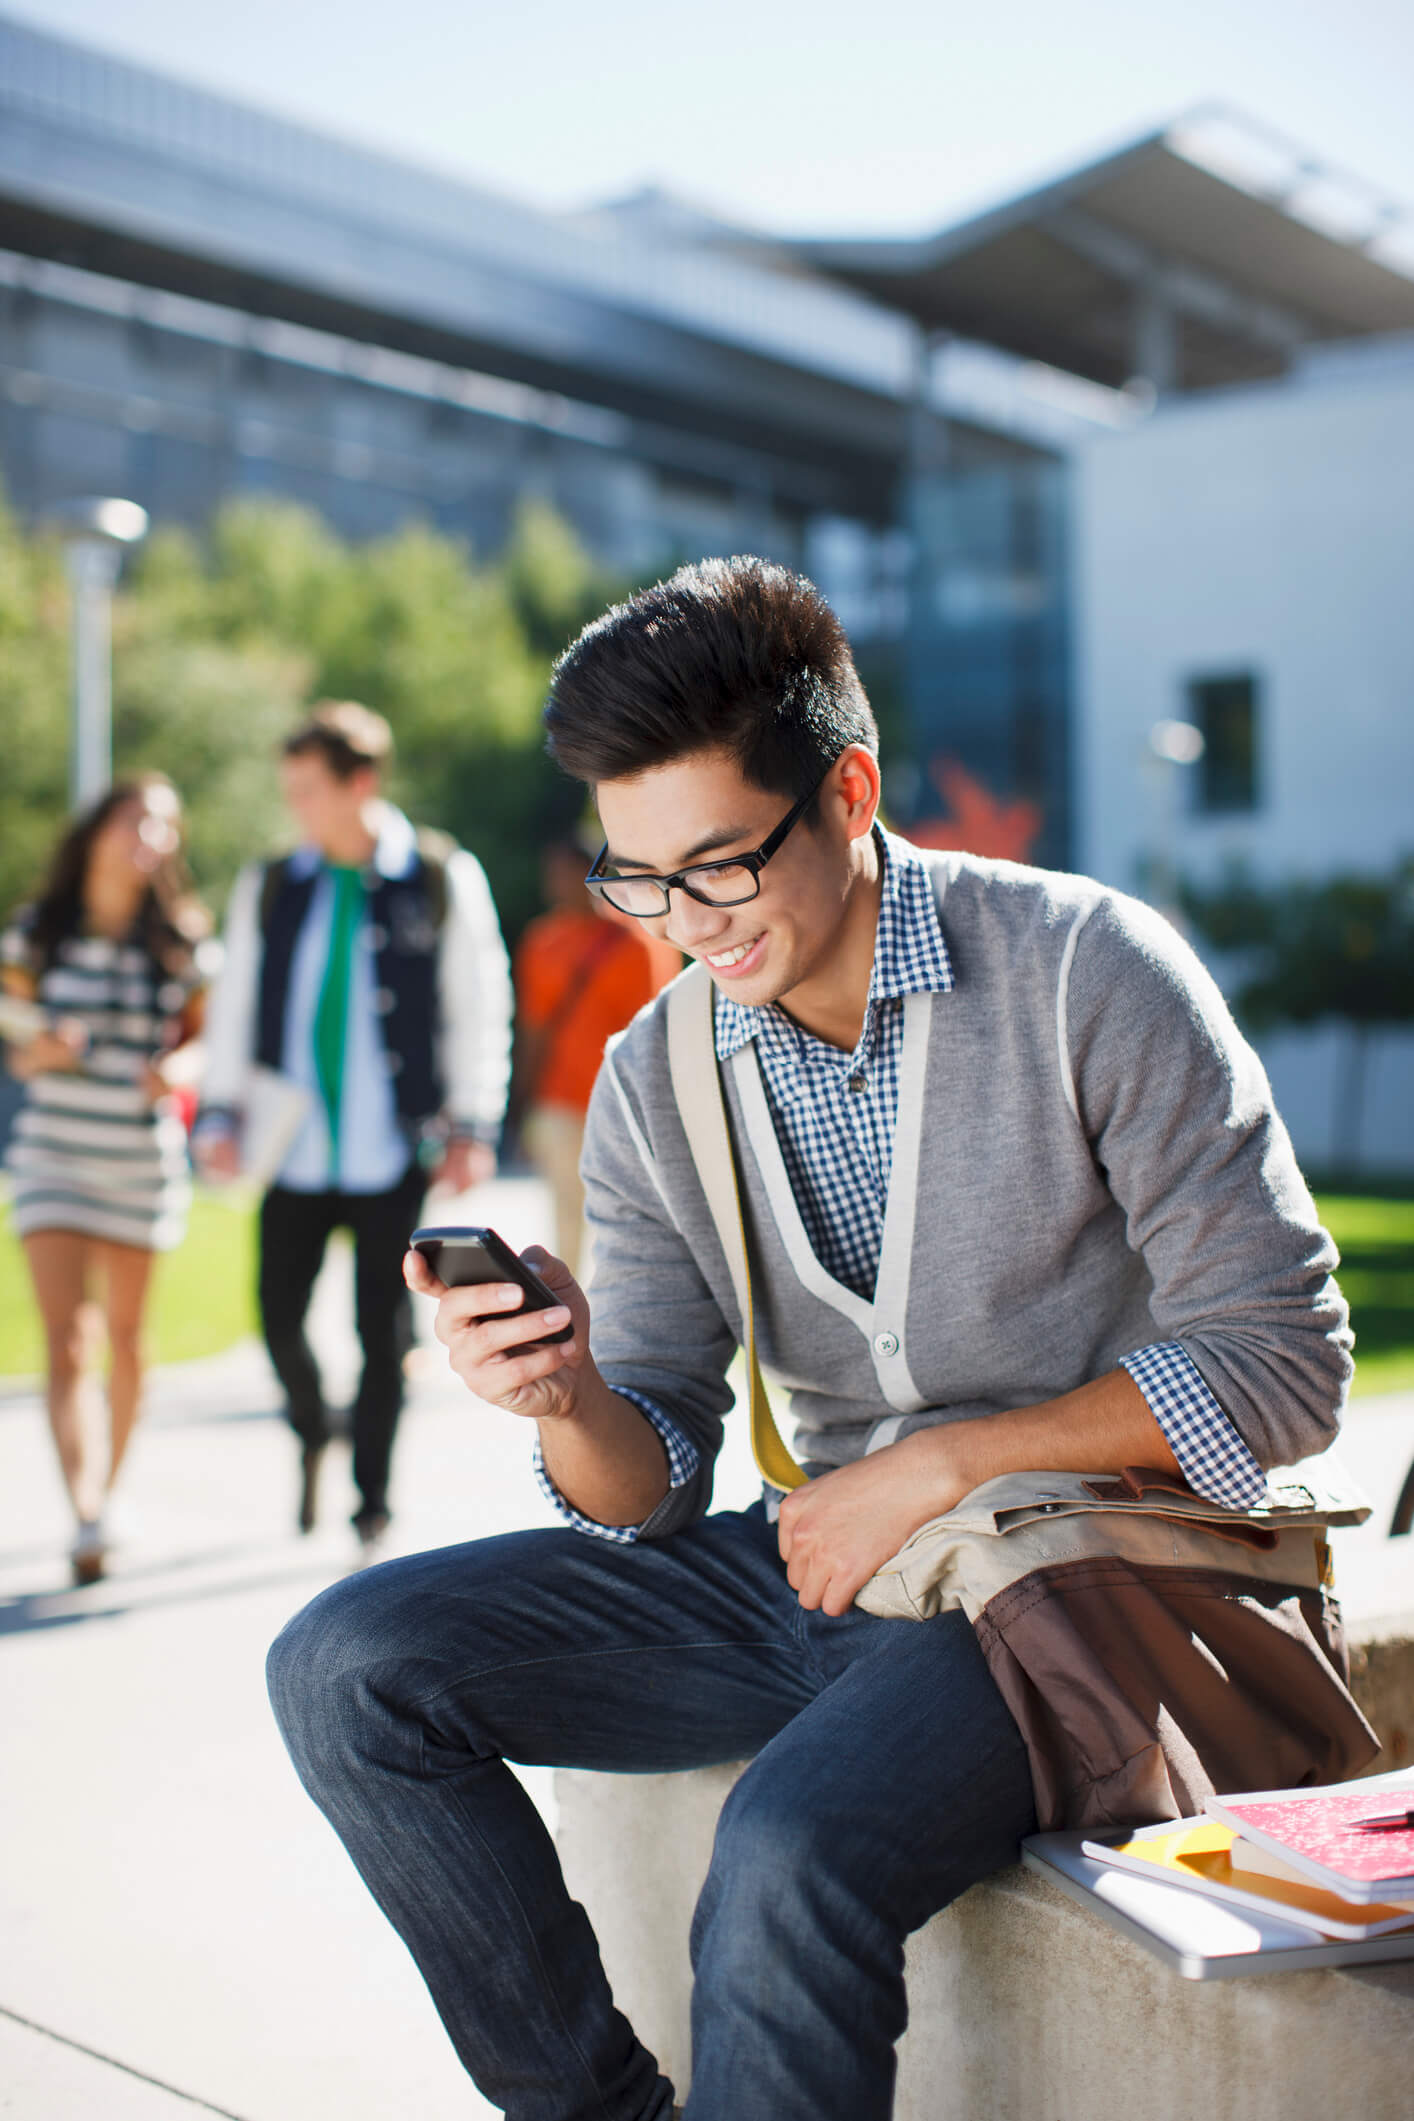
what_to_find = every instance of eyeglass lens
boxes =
[600,861,759,915]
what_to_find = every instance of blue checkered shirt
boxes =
[535,829,1266,1537]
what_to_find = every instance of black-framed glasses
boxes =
[585,764,834,919]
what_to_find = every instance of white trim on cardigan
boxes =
[730,992,933,1416]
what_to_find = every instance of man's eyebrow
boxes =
[604,823,756,871]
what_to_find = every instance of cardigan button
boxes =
[873,1331,900,1359]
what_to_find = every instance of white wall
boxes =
[1074,351,1414,891]
[1071,348,1414,1171]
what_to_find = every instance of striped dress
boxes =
[2,914,200,1251]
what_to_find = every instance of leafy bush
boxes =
[1182,862,1414,1168]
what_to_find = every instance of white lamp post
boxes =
[54,497,148,809]
[1147,718,1205,918]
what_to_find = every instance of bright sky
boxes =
[9,0,1414,239]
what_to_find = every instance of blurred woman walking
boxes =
[1,775,211,1583]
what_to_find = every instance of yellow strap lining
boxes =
[665,967,807,1494]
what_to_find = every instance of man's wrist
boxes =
[900,1419,994,1515]
[534,1354,612,1433]
[533,1362,674,1531]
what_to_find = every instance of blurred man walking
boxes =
[196,703,510,1549]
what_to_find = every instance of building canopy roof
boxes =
[792,110,1414,392]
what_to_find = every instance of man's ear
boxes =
[834,745,882,843]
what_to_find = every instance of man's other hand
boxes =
[776,1430,977,1618]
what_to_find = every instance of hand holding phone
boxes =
[406,1223,583,1420]
[408,1225,574,1352]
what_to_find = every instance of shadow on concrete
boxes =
[149,1403,284,1429]
[149,1401,356,1438]
[0,1550,336,1639]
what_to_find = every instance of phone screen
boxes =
[408,1225,572,1344]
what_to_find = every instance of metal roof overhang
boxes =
[796,132,1414,391]
[0,10,935,524]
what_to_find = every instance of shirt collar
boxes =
[286,802,418,883]
[713,825,953,1062]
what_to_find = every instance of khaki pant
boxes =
[522,1103,587,1277]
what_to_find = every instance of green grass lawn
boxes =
[0,1192,258,1377]
[1314,1189,1414,1398]
[1,1184,1411,1397]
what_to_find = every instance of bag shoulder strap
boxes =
[665,965,806,1494]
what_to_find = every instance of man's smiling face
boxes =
[593,746,877,1020]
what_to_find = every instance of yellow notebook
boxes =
[1080,1820,1414,1941]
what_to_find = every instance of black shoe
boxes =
[298,1446,326,1534]
[352,1507,390,1550]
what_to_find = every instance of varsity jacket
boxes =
[199,804,510,1154]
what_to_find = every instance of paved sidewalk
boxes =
[0,1172,1409,2118]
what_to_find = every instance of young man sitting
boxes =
[268,559,1351,2121]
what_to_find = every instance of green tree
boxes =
[0,484,639,947]
[1182,863,1414,1171]
[503,496,617,658]
[0,492,70,917]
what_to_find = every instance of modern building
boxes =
[1072,331,1414,1169]
[2,16,1411,1160]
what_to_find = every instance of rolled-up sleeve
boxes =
[1120,1340,1266,1506]
[531,1388,703,1542]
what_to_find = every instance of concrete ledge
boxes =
[1349,1624,1413,1773]
[556,1737,1414,2120]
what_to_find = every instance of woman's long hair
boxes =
[26,774,210,978]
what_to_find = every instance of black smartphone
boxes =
[408,1225,573,1346]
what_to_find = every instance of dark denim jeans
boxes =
[267,1502,1035,2121]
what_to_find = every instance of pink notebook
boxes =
[1206,1781,1414,1902]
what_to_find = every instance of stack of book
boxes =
[1081,1772,1414,1941]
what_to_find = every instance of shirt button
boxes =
[374,986,396,1012]
[873,1331,900,1359]
[849,1072,866,1094]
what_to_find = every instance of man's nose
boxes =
[664,888,732,952]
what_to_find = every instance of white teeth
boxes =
[706,938,758,968]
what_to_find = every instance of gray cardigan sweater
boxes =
[580,852,1352,1538]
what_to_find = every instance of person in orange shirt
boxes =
[511,839,679,1273]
